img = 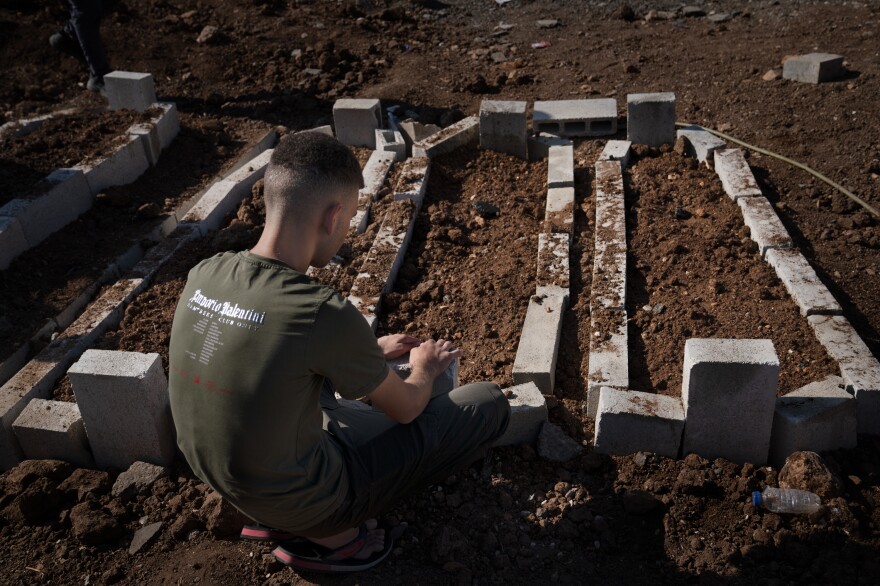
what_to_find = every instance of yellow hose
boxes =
[675,122,879,218]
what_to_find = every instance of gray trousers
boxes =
[305,381,510,537]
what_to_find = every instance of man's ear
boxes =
[321,202,344,235]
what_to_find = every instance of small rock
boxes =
[613,4,637,21]
[129,522,163,554]
[708,13,732,23]
[674,207,692,220]
[200,491,249,537]
[682,6,706,17]
[136,202,162,219]
[536,19,560,28]
[70,503,124,545]
[57,469,112,502]
[169,512,203,541]
[196,25,224,44]
[622,490,661,515]
[779,451,842,499]
[762,69,780,81]
[112,462,167,501]
[651,303,666,314]
[474,200,500,218]
[537,422,582,462]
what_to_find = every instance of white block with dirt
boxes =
[714,148,762,200]
[512,286,568,394]
[412,116,479,159]
[493,382,548,447]
[765,248,841,316]
[737,196,793,258]
[12,399,93,468]
[594,388,685,458]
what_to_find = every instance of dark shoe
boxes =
[240,523,297,542]
[49,30,85,63]
[87,74,105,93]
[272,523,401,573]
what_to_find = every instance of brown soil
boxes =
[379,146,547,388]
[2,0,880,584]
[0,107,155,205]
[625,148,839,396]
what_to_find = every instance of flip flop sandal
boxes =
[272,523,403,573]
[240,523,298,542]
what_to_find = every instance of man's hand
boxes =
[377,334,421,360]
[409,338,461,379]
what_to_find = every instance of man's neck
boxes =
[250,227,313,273]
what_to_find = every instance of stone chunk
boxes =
[112,460,167,500]
[626,93,676,146]
[129,521,163,555]
[676,127,726,163]
[681,339,779,465]
[594,388,685,458]
[737,196,793,258]
[479,100,528,159]
[769,376,856,468]
[537,422,582,462]
[532,99,618,137]
[493,382,548,447]
[412,116,479,158]
[598,140,632,169]
[807,315,880,434]
[547,144,574,188]
[333,98,382,148]
[375,129,406,161]
[68,350,175,470]
[104,71,158,112]
[783,53,845,84]
[512,287,568,394]
[714,148,762,200]
[11,399,93,468]
[765,248,841,316]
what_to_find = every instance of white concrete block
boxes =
[151,102,180,151]
[594,159,624,200]
[394,157,430,203]
[768,375,856,468]
[128,122,162,166]
[479,100,528,159]
[808,315,880,435]
[512,286,568,394]
[594,388,684,458]
[527,133,572,161]
[532,99,617,137]
[592,163,627,311]
[412,116,479,158]
[537,233,569,290]
[388,356,459,398]
[493,382,548,447]
[399,120,441,156]
[350,206,369,235]
[544,186,575,234]
[0,215,27,270]
[737,196,793,258]
[14,168,92,246]
[626,93,676,147]
[12,399,93,468]
[360,150,396,200]
[783,53,845,84]
[68,350,175,469]
[296,125,334,137]
[765,248,841,316]
[333,98,383,148]
[105,71,157,112]
[376,129,406,161]
[182,151,269,232]
[586,307,629,419]
[598,140,632,169]
[547,144,574,188]
[681,338,779,465]
[714,148,762,200]
[676,127,726,163]
[78,134,151,194]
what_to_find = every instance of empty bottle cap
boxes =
[752,491,762,507]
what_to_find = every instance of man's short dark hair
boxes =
[264,132,363,223]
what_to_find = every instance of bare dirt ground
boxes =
[2,0,880,584]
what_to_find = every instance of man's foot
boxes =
[49,30,85,62]
[272,519,395,573]
[86,74,105,93]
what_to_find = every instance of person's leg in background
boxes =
[51,0,111,92]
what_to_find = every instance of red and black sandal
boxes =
[271,523,400,573]
[240,523,298,542]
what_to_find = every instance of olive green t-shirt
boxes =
[168,250,389,532]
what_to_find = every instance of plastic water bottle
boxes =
[752,487,821,514]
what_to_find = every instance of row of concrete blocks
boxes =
[0,129,278,392]
[0,102,180,270]
[0,135,283,470]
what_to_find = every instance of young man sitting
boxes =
[168,131,510,572]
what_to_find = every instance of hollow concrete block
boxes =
[333,98,383,148]
[626,92,676,147]
[376,129,406,161]
[533,99,617,137]
[765,248,841,316]
[681,338,779,465]
[479,100,528,159]
[768,375,856,468]
[512,286,568,394]
[12,399,93,468]
[807,315,880,435]
[68,350,175,470]
[493,382,548,447]
[105,71,158,112]
[594,388,684,458]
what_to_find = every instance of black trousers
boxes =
[62,0,110,78]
